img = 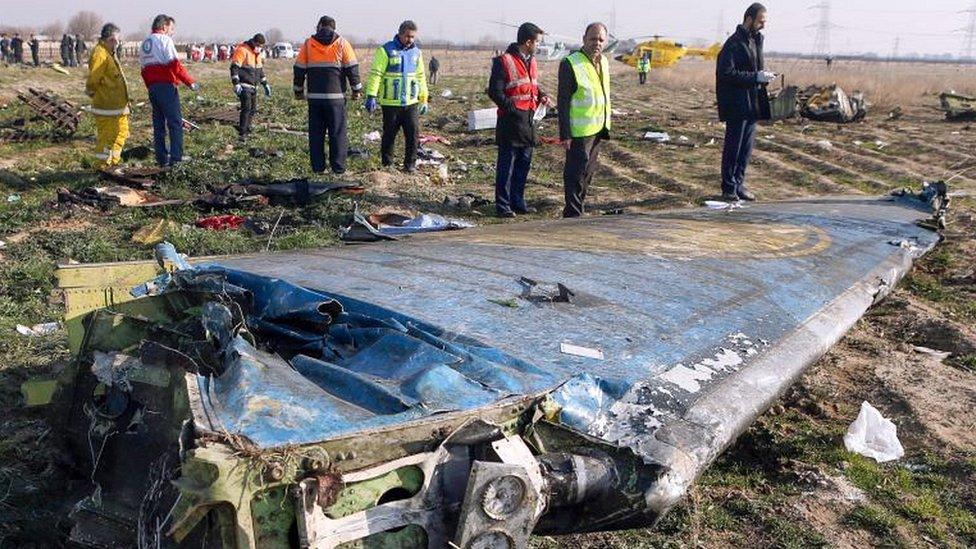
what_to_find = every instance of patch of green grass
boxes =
[844,504,899,537]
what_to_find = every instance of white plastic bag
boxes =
[843,401,904,463]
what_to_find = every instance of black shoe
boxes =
[514,206,537,214]
[496,210,516,218]
[403,166,416,174]
[721,192,741,203]
[737,189,757,201]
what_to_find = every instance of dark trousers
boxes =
[562,133,604,218]
[721,118,758,196]
[238,88,257,137]
[639,72,647,85]
[31,49,39,66]
[495,144,533,214]
[148,83,184,166]
[429,71,438,85]
[308,99,348,174]
[381,105,419,169]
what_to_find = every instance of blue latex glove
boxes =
[263,83,272,97]
[419,103,429,115]
[364,96,378,113]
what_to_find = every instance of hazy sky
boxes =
[0,0,971,57]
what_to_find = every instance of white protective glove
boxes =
[757,70,777,84]
[189,82,200,91]
[234,83,243,96]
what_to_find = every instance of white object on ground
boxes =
[704,200,742,210]
[364,130,381,142]
[643,131,670,142]
[441,89,453,98]
[467,108,497,131]
[912,345,951,360]
[816,140,833,150]
[16,322,60,337]
[843,401,905,463]
[559,342,605,360]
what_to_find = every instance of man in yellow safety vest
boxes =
[557,22,611,218]
[638,52,650,85]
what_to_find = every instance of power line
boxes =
[961,1,976,60]
[807,2,833,57]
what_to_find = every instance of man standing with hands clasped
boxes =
[716,3,774,202]
[558,22,611,218]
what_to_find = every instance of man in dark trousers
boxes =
[231,33,270,141]
[0,34,10,64]
[487,22,552,217]
[60,34,71,66]
[75,34,87,66]
[558,22,611,218]
[11,33,24,64]
[716,3,775,202]
[364,20,429,173]
[294,16,362,174]
[428,55,440,85]
[29,34,40,66]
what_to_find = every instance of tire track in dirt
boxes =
[756,138,891,192]
[601,141,709,196]
[768,131,938,185]
[751,150,855,195]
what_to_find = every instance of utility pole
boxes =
[808,2,832,57]
[961,1,976,60]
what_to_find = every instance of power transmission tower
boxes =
[961,1,976,60]
[807,2,832,57]
[891,36,900,61]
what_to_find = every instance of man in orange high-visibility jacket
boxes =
[294,15,362,175]
[231,34,270,141]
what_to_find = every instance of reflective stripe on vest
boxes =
[498,53,539,115]
[378,41,422,107]
[567,51,611,138]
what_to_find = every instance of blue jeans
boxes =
[721,118,757,196]
[495,144,533,214]
[148,83,184,166]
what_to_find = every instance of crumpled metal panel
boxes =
[208,197,939,455]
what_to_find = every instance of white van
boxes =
[272,42,296,59]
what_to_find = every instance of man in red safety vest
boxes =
[487,22,553,218]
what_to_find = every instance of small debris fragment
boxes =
[843,401,904,463]
[643,131,670,143]
[16,322,60,337]
[559,342,604,360]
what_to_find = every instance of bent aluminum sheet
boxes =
[206,197,939,472]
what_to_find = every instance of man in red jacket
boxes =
[140,14,198,167]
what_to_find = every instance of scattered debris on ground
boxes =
[17,87,81,134]
[939,92,976,121]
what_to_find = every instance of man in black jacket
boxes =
[487,23,552,217]
[29,34,40,66]
[428,55,440,85]
[716,3,775,202]
[11,33,23,64]
[0,35,10,64]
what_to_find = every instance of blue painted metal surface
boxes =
[182,197,939,451]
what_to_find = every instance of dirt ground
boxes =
[0,50,974,548]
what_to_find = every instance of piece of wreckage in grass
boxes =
[43,191,946,548]
[768,83,866,123]
[939,92,976,121]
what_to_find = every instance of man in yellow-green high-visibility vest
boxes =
[557,22,611,218]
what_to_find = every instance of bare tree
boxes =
[41,20,65,39]
[264,28,285,45]
[67,11,103,39]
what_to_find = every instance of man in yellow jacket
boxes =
[364,20,429,173]
[86,23,130,168]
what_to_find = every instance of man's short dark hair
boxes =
[517,22,545,45]
[318,16,336,30]
[399,20,418,34]
[584,22,608,37]
[744,3,766,21]
[100,23,120,40]
[151,14,174,31]
[252,33,266,45]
